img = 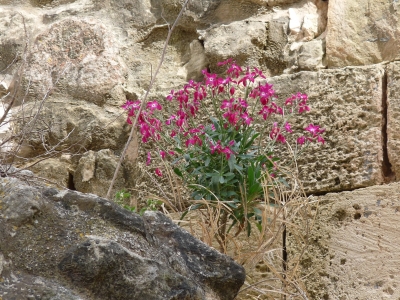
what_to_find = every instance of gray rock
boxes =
[0,177,245,300]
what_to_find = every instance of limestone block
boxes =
[25,19,127,106]
[288,1,319,40]
[0,8,30,72]
[268,64,385,193]
[386,61,400,180]
[28,158,72,188]
[202,19,267,69]
[14,99,129,156]
[74,149,126,198]
[286,38,325,72]
[326,0,400,67]
[288,183,400,299]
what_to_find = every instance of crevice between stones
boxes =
[381,70,395,182]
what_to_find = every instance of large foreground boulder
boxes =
[0,177,245,300]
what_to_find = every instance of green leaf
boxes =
[173,168,183,177]
[246,221,252,237]
[244,132,260,149]
[189,203,204,211]
[212,174,220,185]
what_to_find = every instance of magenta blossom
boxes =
[160,150,166,159]
[284,122,293,133]
[269,122,286,144]
[147,100,162,111]
[155,168,163,177]
[221,146,234,159]
[221,98,234,110]
[305,124,325,137]
[241,112,253,125]
[122,100,141,111]
[146,152,151,166]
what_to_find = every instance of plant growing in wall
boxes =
[121,59,325,247]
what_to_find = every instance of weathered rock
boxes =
[326,0,400,67]
[25,18,127,106]
[386,61,400,181]
[73,149,126,198]
[202,18,268,72]
[268,64,386,193]
[15,99,130,156]
[288,183,400,299]
[27,157,73,188]
[0,177,245,299]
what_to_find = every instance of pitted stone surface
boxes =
[288,183,400,299]
[268,64,385,193]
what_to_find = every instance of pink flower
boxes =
[166,90,175,101]
[284,122,293,133]
[253,67,266,79]
[229,86,235,96]
[305,124,325,137]
[147,152,151,165]
[165,115,176,125]
[159,150,166,159]
[317,135,325,144]
[222,111,239,125]
[269,122,286,144]
[241,112,253,125]
[297,136,306,145]
[238,70,255,86]
[221,98,234,110]
[221,146,234,159]
[185,135,202,147]
[147,100,162,111]
[238,98,248,108]
[210,140,222,154]
[227,63,243,78]
[122,100,141,111]
[202,71,218,87]
[298,104,310,114]
[155,168,163,177]
[259,106,274,120]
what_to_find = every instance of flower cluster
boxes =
[122,59,325,235]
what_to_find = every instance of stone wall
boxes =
[1,0,400,298]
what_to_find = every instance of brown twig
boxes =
[106,0,190,199]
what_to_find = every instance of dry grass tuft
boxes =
[140,163,319,300]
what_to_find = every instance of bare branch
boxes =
[106,0,190,199]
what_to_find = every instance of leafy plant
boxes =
[114,190,163,215]
[121,59,325,246]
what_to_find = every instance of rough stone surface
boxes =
[326,0,400,67]
[16,99,130,156]
[28,157,73,188]
[0,0,328,192]
[268,64,386,193]
[73,149,126,198]
[288,183,400,299]
[386,61,400,181]
[0,177,245,300]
